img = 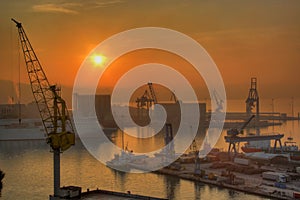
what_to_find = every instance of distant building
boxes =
[73,94,207,130]
[0,104,22,118]
[0,103,39,119]
[73,94,115,128]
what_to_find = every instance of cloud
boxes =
[32,3,81,14]
[94,0,124,8]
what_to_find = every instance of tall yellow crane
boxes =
[12,18,75,199]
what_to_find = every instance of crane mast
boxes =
[12,18,75,199]
[136,90,154,109]
[245,77,260,135]
[170,90,177,103]
[212,89,224,112]
[148,82,157,104]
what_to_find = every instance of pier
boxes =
[80,188,167,200]
[155,163,300,200]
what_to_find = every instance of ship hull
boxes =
[241,146,263,153]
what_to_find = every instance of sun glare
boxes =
[92,54,106,66]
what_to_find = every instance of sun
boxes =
[94,55,103,64]
[92,54,106,66]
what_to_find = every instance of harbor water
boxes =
[1,139,268,200]
[0,98,299,200]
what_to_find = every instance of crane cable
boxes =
[17,28,21,124]
[9,22,22,124]
[9,21,14,104]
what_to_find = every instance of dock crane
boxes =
[225,115,255,156]
[170,90,177,103]
[245,78,259,116]
[147,82,157,104]
[135,82,157,109]
[12,19,75,199]
[245,77,260,135]
[212,89,224,112]
[226,115,255,137]
[135,90,154,109]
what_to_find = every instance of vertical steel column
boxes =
[53,149,60,197]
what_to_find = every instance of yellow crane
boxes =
[12,18,75,199]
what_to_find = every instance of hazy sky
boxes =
[0,0,299,99]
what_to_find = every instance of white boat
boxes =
[106,150,149,171]
[0,118,46,141]
[106,130,149,171]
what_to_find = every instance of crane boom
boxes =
[226,115,255,136]
[148,82,157,104]
[239,115,255,131]
[12,18,75,199]
[12,18,55,134]
[11,19,74,138]
[11,18,74,151]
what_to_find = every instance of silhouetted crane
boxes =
[227,115,255,137]
[12,18,75,199]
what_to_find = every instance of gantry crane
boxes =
[147,82,157,104]
[226,115,255,137]
[245,77,260,135]
[135,90,154,109]
[246,78,259,116]
[12,19,75,199]
[212,89,224,113]
[135,82,157,109]
[225,115,255,155]
[170,90,177,103]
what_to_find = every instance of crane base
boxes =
[49,186,81,200]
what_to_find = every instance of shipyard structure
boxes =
[73,93,207,131]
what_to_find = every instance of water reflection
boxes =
[0,140,48,158]
[111,169,127,192]
[0,127,282,199]
[164,175,180,200]
[0,169,4,197]
[194,182,203,200]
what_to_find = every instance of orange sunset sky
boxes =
[0,0,300,100]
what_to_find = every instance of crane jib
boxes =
[11,18,75,152]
